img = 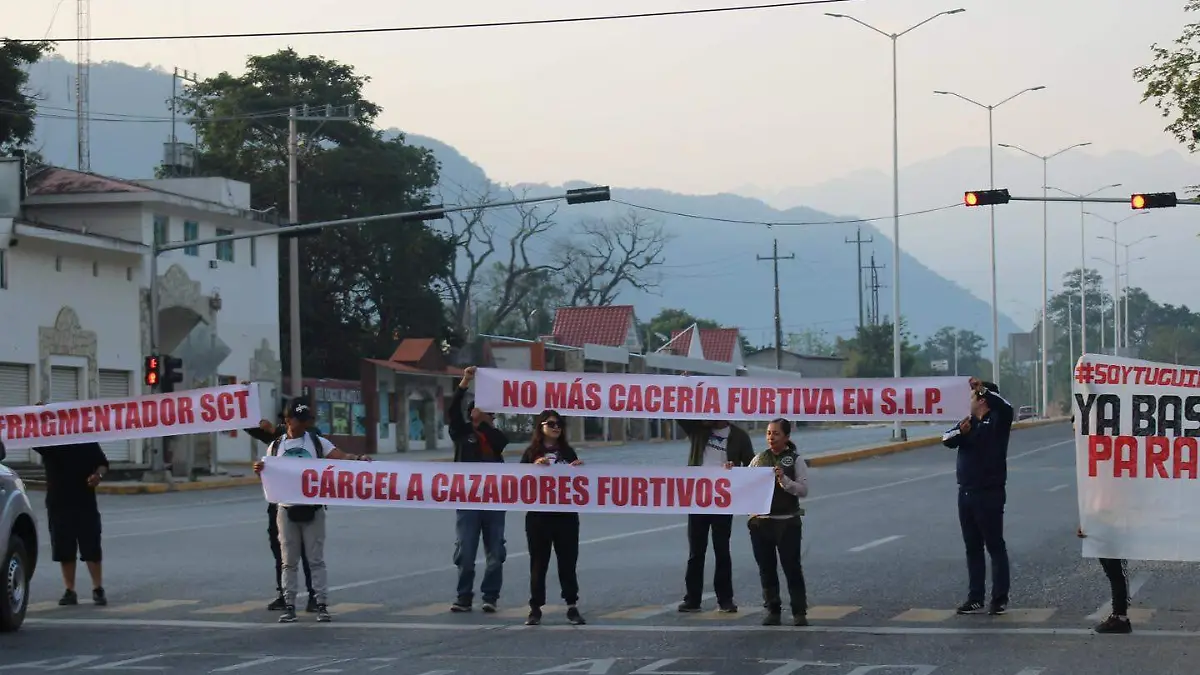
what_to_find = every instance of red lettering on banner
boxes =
[545,382,568,409]
[567,380,586,410]
[1089,436,1111,477]
[572,476,589,505]
[373,472,388,500]
[925,387,942,415]
[406,473,424,500]
[1089,435,1200,479]
[880,388,897,415]
[1147,437,1171,478]
[714,478,732,507]
[609,384,626,412]
[319,467,337,499]
[336,471,354,498]
[585,383,602,411]
[82,408,94,433]
[56,408,81,436]
[519,475,538,504]
[631,476,649,507]
[468,474,484,503]
[199,394,217,422]
[38,411,52,437]
[695,479,713,507]
[301,469,319,497]
[23,413,38,438]
[1114,437,1137,477]
[177,396,195,424]
[482,474,501,503]
[1176,438,1199,479]
[431,472,448,501]
[355,471,372,500]
[449,474,468,502]
[502,380,521,408]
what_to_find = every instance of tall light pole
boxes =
[1095,233,1154,349]
[826,7,965,441]
[1047,184,1122,361]
[1121,249,1151,351]
[1085,211,1151,353]
[934,86,1045,385]
[996,141,1090,417]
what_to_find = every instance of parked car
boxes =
[1017,406,1036,421]
[0,441,38,633]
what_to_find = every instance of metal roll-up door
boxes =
[98,370,131,462]
[50,366,80,403]
[0,364,31,463]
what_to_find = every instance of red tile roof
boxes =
[366,359,462,378]
[699,328,741,363]
[390,338,436,364]
[26,167,151,196]
[551,305,635,348]
[666,326,697,356]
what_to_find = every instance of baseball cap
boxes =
[287,397,314,421]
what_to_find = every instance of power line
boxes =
[614,198,962,227]
[11,0,858,43]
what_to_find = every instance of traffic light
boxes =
[144,355,161,388]
[1131,192,1177,209]
[161,356,183,393]
[964,189,1011,207]
[565,186,612,205]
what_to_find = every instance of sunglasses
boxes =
[542,420,561,429]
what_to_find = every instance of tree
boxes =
[173,49,453,378]
[557,210,669,307]
[1134,1,1200,164]
[785,328,837,357]
[836,320,919,378]
[0,40,54,152]
[919,327,986,376]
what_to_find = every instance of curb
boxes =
[805,416,1069,468]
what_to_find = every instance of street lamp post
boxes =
[826,8,965,441]
[1046,184,1122,361]
[996,141,1090,417]
[1084,211,1151,352]
[934,86,1046,386]
[1095,232,1155,352]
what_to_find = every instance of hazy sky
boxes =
[11,0,1194,196]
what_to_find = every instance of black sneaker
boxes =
[1095,614,1132,634]
[316,604,331,622]
[762,611,782,626]
[566,606,586,625]
[481,602,497,613]
[956,600,986,615]
[278,605,297,623]
[717,601,738,613]
[58,589,78,606]
[450,599,471,613]
[525,609,542,625]
[93,587,107,607]
[988,602,1007,616]
[267,596,287,611]
[677,601,702,613]
[305,595,318,613]
[793,614,809,627]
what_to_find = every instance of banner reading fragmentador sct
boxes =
[1074,353,1200,561]
[473,368,970,422]
[260,458,776,515]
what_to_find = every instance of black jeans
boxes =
[1100,558,1129,615]
[684,513,734,604]
[748,517,807,615]
[957,487,1009,605]
[268,503,312,596]
[526,512,580,609]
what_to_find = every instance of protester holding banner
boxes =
[34,409,110,608]
[447,366,510,614]
[253,397,372,624]
[245,412,316,614]
[1076,527,1132,634]
[520,410,586,627]
[747,418,809,627]
[941,378,1013,616]
[677,417,754,614]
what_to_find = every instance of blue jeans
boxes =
[453,510,507,604]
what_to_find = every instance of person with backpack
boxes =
[253,396,372,624]
[245,415,316,613]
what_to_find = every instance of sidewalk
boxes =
[15,418,1068,495]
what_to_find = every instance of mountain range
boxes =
[30,53,1146,351]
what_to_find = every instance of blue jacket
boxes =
[942,385,1014,490]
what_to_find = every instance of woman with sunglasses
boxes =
[521,410,587,626]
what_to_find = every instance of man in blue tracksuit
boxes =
[941,378,1014,616]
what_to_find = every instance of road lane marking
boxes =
[1047,484,1069,492]
[1087,570,1151,621]
[601,593,714,620]
[327,603,385,615]
[195,601,264,615]
[329,437,1074,592]
[110,599,201,614]
[806,605,861,620]
[392,602,452,617]
[848,535,904,552]
[499,604,562,618]
[992,608,1057,623]
[891,609,956,622]
[26,615,1200,637]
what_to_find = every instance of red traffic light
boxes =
[144,355,161,387]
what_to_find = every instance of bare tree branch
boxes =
[556,210,670,307]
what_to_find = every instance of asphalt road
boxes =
[5,422,1197,675]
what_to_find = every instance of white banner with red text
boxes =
[259,458,777,515]
[0,383,267,450]
[472,368,970,422]
[1074,353,1200,561]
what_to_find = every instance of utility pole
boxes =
[287,104,356,397]
[845,226,873,329]
[75,0,91,172]
[757,238,795,369]
[865,253,886,326]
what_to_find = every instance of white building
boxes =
[0,157,282,471]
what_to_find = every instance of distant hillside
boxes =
[24,55,1022,348]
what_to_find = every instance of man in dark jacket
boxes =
[33,414,110,606]
[676,418,755,613]
[941,378,1014,616]
[447,365,509,613]
[245,409,315,613]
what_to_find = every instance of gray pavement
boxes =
[5,422,1195,674]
